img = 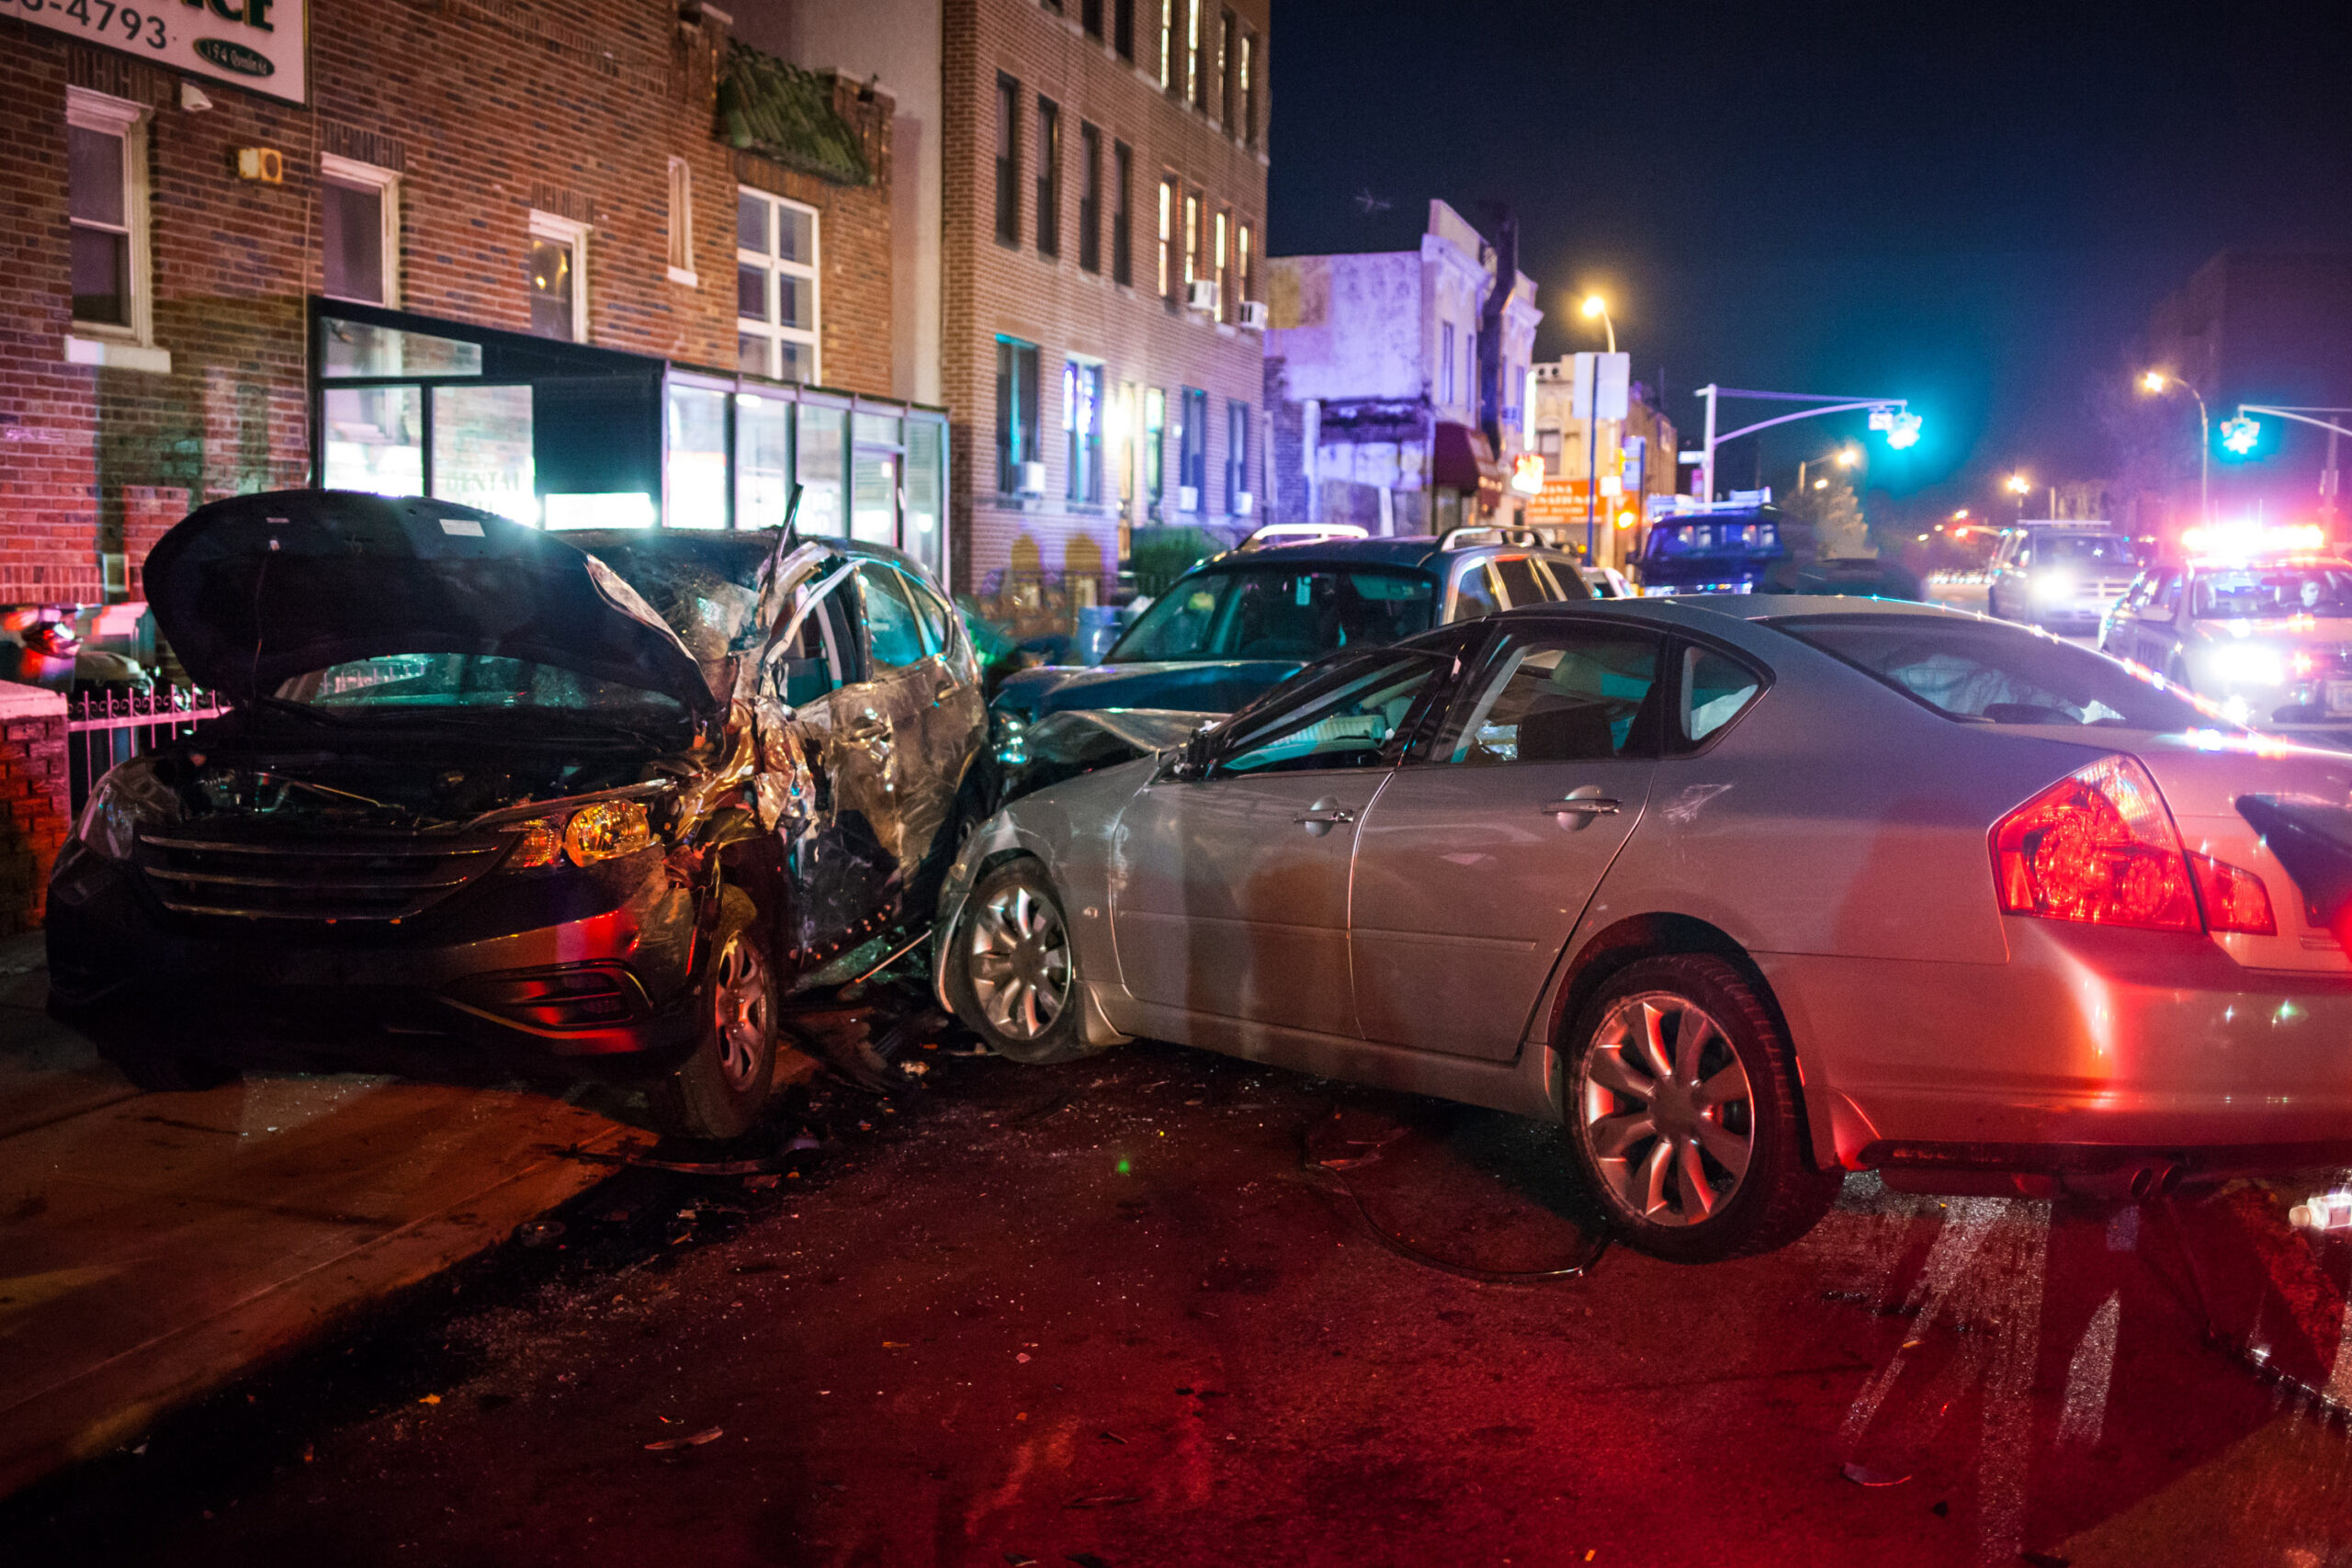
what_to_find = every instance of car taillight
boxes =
[1993,755,2199,931]
[2191,852,2278,935]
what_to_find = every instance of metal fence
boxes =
[65,687,228,815]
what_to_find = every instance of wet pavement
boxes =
[5,1026,2349,1567]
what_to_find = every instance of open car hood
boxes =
[145,491,718,715]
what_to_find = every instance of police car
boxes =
[2098,524,2352,732]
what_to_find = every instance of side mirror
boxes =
[1167,723,1216,781]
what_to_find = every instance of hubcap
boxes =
[967,882,1071,1042]
[710,934,772,1091]
[1577,991,1754,1227]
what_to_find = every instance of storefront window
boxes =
[431,385,536,524]
[321,318,480,378]
[665,384,729,528]
[322,386,424,496]
[736,393,795,531]
[904,419,944,579]
[797,404,846,537]
[852,448,897,545]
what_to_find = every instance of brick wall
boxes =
[942,0,1272,600]
[0,687,69,934]
[0,0,896,606]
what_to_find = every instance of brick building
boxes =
[0,0,949,644]
[940,0,1272,620]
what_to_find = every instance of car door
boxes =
[860,563,983,870]
[1348,618,1671,1060]
[1110,646,1458,1037]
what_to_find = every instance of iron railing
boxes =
[65,686,228,815]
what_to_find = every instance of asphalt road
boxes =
[6,1026,2348,1568]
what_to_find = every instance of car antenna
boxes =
[755,481,806,600]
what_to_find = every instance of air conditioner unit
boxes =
[1234,491,1255,516]
[1185,279,1220,313]
[1015,460,1047,495]
[1178,483,1201,512]
[1237,299,1268,330]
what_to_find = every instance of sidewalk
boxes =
[0,932,644,1497]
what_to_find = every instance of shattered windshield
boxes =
[277,654,690,716]
[1103,567,1437,664]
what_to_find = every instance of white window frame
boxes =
[527,209,591,344]
[736,187,820,384]
[63,86,167,374]
[666,156,697,287]
[320,152,401,308]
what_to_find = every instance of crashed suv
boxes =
[47,491,989,1138]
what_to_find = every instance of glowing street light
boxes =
[1579,294,1616,355]
[2005,472,2030,495]
[2138,370,2210,523]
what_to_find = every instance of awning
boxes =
[718,45,873,186]
[1431,423,1506,503]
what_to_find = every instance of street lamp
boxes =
[2139,371,2210,524]
[1691,387,1919,505]
[1580,294,1615,355]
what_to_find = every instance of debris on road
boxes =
[643,1427,724,1451]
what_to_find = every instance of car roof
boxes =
[1484,593,1989,634]
[561,527,938,581]
[1186,535,1580,573]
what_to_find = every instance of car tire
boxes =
[944,859,1099,1065]
[1562,953,1841,1263]
[651,894,778,1141]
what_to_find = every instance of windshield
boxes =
[1644,522,1780,560]
[2035,535,2141,568]
[277,654,689,716]
[1104,567,1437,664]
[2192,566,2352,619]
[1771,615,2223,731]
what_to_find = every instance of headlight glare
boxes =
[2030,571,2076,603]
[2210,644,2286,686]
[564,799,654,865]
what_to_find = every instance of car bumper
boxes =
[45,843,707,1078]
[1764,919,2352,1176]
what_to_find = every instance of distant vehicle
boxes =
[1578,563,1634,599]
[50,491,990,1137]
[938,595,2352,1260]
[2098,526,2352,732]
[1238,523,1369,551]
[1634,503,1919,601]
[1985,521,2143,631]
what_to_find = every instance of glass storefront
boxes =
[311,299,949,576]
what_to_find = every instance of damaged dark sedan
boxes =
[47,491,989,1138]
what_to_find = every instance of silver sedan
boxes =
[933,597,2352,1260]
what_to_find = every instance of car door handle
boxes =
[1540,797,1621,816]
[1294,795,1355,836]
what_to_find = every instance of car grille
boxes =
[133,829,512,922]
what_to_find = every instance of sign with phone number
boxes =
[3,0,306,105]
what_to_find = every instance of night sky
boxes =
[1265,0,2352,520]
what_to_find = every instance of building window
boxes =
[1218,9,1236,127]
[996,336,1041,493]
[665,156,695,285]
[1077,123,1102,274]
[1237,220,1253,309]
[1240,31,1257,147]
[322,154,399,307]
[1081,0,1102,37]
[1182,191,1199,292]
[1441,321,1455,405]
[1179,387,1207,506]
[1226,398,1249,513]
[994,75,1020,246]
[1186,0,1204,109]
[1111,142,1133,286]
[1065,359,1103,502]
[66,89,149,339]
[1212,209,1228,321]
[1158,0,1174,89]
[1144,387,1165,507]
[737,188,819,383]
[1538,428,1563,475]
[1035,97,1061,258]
[1114,0,1134,60]
[527,209,589,343]
[1158,177,1177,299]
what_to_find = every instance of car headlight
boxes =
[563,799,655,864]
[2208,643,2286,686]
[2030,571,2077,603]
[73,761,180,862]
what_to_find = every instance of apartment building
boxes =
[943,0,1272,611]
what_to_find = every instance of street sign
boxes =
[1570,354,1630,423]
[6,0,309,103]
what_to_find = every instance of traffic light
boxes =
[2219,414,2260,457]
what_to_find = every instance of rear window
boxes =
[1770,615,2222,731]
[1105,567,1437,664]
[1644,522,1780,560]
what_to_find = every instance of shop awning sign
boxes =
[6,0,308,105]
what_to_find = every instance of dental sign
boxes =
[4,0,308,104]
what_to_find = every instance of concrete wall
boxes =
[1262,250,1424,402]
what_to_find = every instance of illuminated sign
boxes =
[1509,453,1545,496]
[4,0,308,104]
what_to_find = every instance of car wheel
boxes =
[652,898,778,1141]
[1563,953,1841,1262]
[947,860,1098,1065]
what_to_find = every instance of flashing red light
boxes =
[1994,755,2199,931]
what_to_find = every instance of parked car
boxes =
[934,595,2352,1260]
[48,491,989,1137]
[989,532,1591,797]
[1577,563,1634,599]
[1985,522,2143,631]
[2098,542,2352,734]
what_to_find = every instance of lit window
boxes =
[736,187,819,383]
[527,209,589,343]
[1237,221,1252,307]
[1158,177,1176,298]
[322,153,399,307]
[1158,0,1173,88]
[1182,191,1199,287]
[1213,209,1228,320]
[666,156,696,284]
[1185,0,1204,108]
[1065,359,1103,502]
